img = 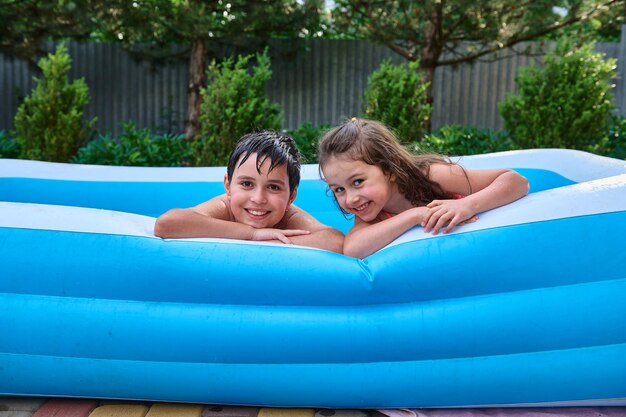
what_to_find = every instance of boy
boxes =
[154,130,344,253]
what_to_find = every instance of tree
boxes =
[1,1,323,139]
[332,0,620,131]
[94,0,323,140]
[0,0,95,67]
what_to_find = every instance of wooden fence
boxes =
[0,34,623,137]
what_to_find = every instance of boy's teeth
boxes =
[248,210,268,216]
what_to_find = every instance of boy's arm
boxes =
[154,197,322,245]
[280,205,344,253]
[154,196,254,240]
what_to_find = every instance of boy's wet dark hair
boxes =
[227,130,302,194]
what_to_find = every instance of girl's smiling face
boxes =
[225,153,296,228]
[322,155,398,222]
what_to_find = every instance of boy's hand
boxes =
[251,228,311,244]
[423,199,478,235]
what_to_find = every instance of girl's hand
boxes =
[406,206,432,226]
[251,228,310,244]
[423,199,477,235]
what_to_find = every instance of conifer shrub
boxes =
[194,50,283,166]
[499,40,616,152]
[362,59,431,144]
[13,43,96,162]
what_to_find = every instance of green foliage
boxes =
[97,1,323,45]
[13,43,96,162]
[499,39,616,152]
[605,116,626,160]
[332,1,608,64]
[363,59,431,144]
[420,125,512,156]
[286,122,331,163]
[0,1,94,64]
[73,122,191,166]
[557,2,624,42]
[194,50,283,166]
[0,131,20,159]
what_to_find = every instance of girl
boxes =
[318,118,529,258]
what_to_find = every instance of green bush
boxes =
[194,49,283,166]
[499,39,616,152]
[72,122,191,166]
[13,43,96,162]
[363,59,431,144]
[286,122,331,164]
[420,125,513,156]
[0,131,20,158]
[605,116,626,160]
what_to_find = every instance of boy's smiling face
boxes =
[224,153,296,229]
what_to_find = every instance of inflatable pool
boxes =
[1,149,625,408]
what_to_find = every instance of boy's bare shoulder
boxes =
[192,194,234,221]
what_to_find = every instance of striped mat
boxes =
[1,398,625,417]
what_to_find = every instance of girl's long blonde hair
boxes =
[318,118,459,206]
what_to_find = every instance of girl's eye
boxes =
[353,179,364,186]
[333,186,345,194]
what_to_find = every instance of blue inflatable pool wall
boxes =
[0,149,625,408]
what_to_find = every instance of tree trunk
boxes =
[418,5,443,134]
[421,64,436,134]
[184,37,207,141]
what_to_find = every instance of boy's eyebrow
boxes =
[266,178,287,186]
[236,175,287,186]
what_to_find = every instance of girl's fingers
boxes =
[429,210,450,235]
[433,212,454,235]
[444,215,463,234]
[423,206,443,231]
[421,209,434,228]
[464,215,479,224]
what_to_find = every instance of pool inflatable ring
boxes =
[1,149,625,408]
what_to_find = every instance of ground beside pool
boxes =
[1,398,626,417]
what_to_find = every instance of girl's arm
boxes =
[423,164,529,234]
[343,206,430,259]
[154,196,310,244]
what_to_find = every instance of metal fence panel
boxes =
[0,38,623,137]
